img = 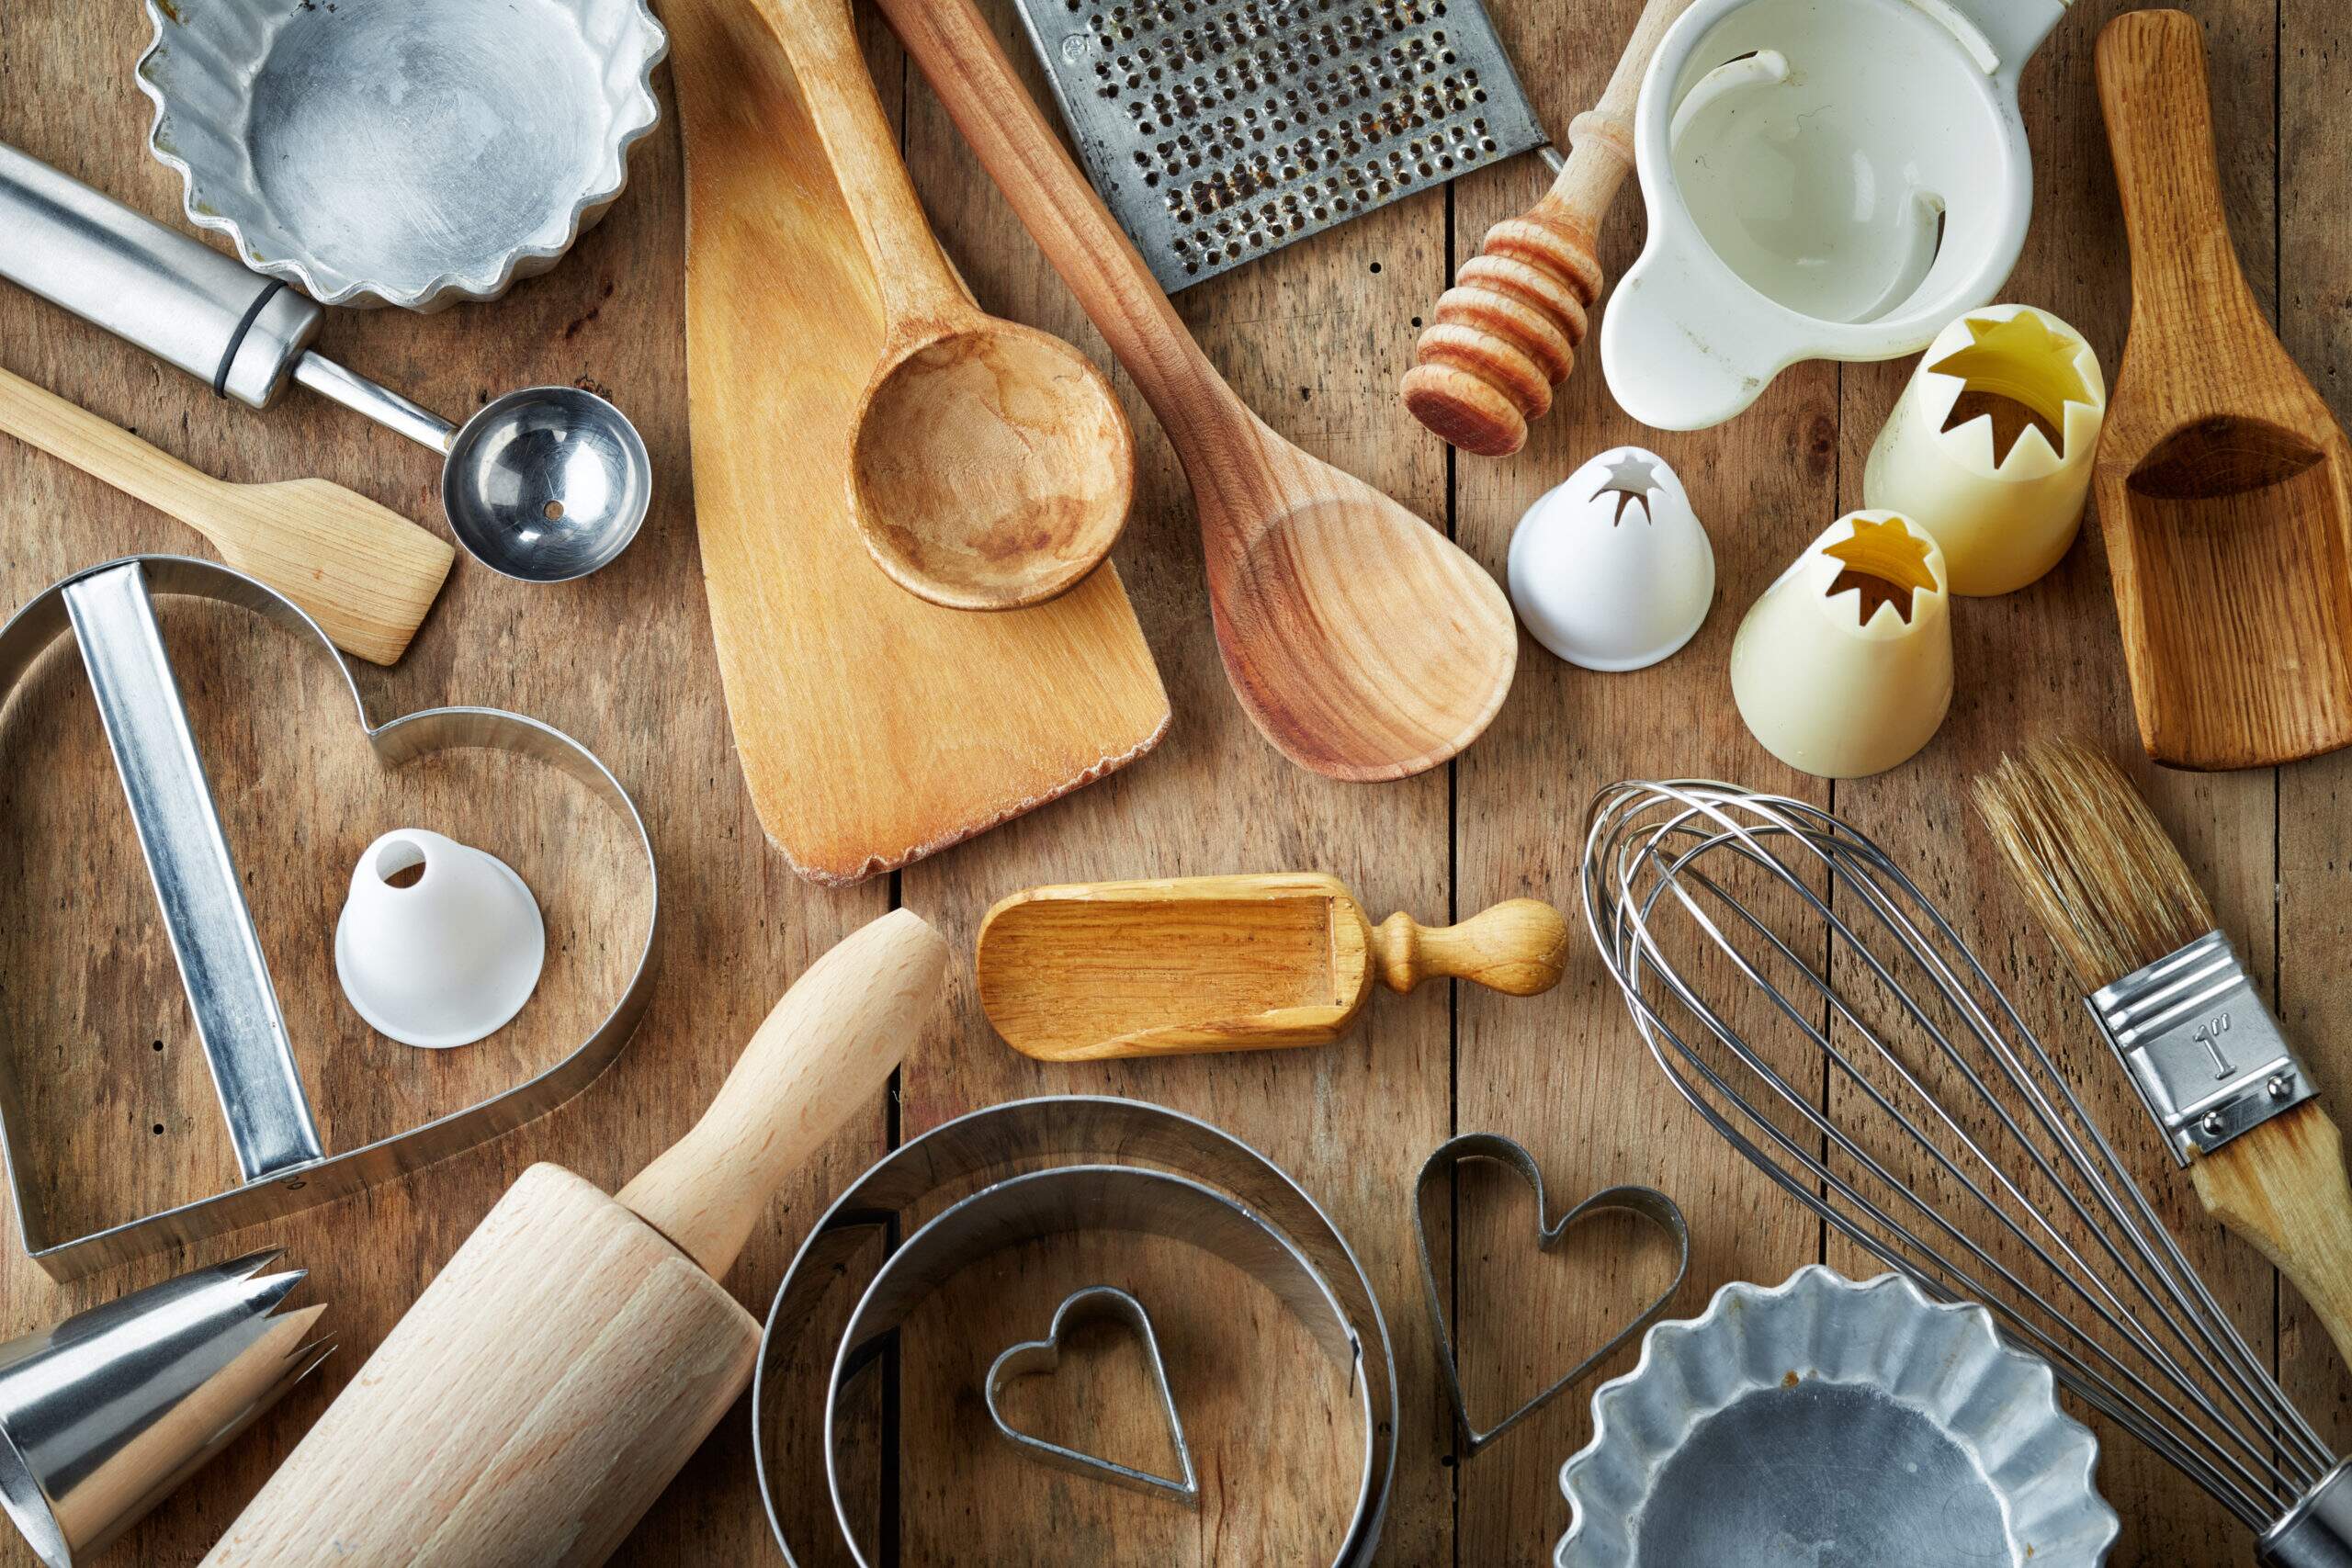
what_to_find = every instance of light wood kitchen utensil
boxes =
[2094,8,2352,770]
[1975,741,2352,1371]
[198,909,948,1566]
[669,0,1167,883]
[873,0,1519,782]
[978,873,1568,1059]
[1400,0,1693,457]
[750,0,1132,613]
[0,364,451,665]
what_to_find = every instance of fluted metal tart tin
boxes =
[1556,1266,2119,1568]
[134,0,667,311]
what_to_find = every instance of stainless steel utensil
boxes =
[0,141,650,583]
[1004,0,1553,290]
[1555,1266,2117,1568]
[1579,780,2352,1566]
[0,1248,331,1568]
[134,0,667,313]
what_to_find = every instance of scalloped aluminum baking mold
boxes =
[1556,1266,2118,1568]
[133,0,666,312]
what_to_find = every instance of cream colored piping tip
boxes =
[1862,304,2105,597]
[1731,511,1953,780]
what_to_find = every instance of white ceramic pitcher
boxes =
[1600,0,2071,431]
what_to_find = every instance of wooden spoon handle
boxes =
[1401,0,1693,457]
[617,909,949,1279]
[2095,9,2267,343]
[2189,1101,2352,1372]
[0,363,226,538]
[748,0,968,325]
[869,0,1254,462]
[1371,898,1571,997]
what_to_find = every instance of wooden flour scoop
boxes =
[200,910,948,1566]
[2095,8,2352,770]
[978,874,1569,1060]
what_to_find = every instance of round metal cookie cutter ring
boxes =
[754,1096,1398,1568]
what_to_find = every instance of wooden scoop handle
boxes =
[1401,0,1693,457]
[617,909,948,1278]
[1371,898,1570,997]
[2190,1101,2352,1373]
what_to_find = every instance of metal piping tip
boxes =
[0,1251,331,1566]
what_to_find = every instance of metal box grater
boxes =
[1008,0,1552,290]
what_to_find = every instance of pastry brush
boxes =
[1974,739,2352,1367]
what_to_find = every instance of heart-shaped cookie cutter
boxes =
[755,1096,1398,1568]
[1413,1132,1689,1457]
[0,555,658,1278]
[985,1284,1200,1506]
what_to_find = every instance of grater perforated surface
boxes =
[1010,0,1549,290]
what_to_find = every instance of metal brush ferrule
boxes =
[2086,931,2314,1166]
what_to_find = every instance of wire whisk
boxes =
[1580,780,2352,1564]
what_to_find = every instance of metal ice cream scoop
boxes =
[0,140,649,582]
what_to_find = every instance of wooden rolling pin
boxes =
[1400,0,1694,457]
[978,873,1569,1059]
[199,909,948,1566]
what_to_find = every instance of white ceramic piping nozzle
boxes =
[1730,511,1952,779]
[334,829,547,1049]
[1507,446,1714,671]
[1862,304,2106,596]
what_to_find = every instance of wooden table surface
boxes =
[0,0,2345,1562]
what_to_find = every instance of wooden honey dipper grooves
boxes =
[1402,0,1693,457]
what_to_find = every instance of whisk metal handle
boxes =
[2265,1461,2352,1568]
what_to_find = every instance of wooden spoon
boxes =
[751,0,1133,613]
[870,0,1519,779]
[978,873,1569,1060]
[2094,8,2352,769]
[0,364,451,665]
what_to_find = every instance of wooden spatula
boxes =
[978,873,1568,1060]
[200,909,947,1566]
[871,0,1519,782]
[2094,8,2352,770]
[0,365,451,667]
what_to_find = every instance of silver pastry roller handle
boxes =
[0,139,323,408]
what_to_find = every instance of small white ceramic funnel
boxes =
[1507,447,1715,671]
[334,829,546,1049]
[1862,304,2106,596]
[1731,511,1952,778]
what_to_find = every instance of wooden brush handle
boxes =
[1370,898,1570,996]
[617,909,948,1278]
[2189,1100,2352,1371]
[1401,0,1693,457]
[868,0,1258,471]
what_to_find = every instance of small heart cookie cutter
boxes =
[1413,1131,1689,1458]
[985,1284,1200,1506]
[0,556,659,1278]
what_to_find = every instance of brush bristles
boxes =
[1971,739,2217,989]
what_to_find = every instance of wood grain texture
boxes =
[975,874,1565,1059]
[2094,7,2352,770]
[2191,1102,2352,1372]
[1399,0,1692,456]
[874,0,1520,782]
[670,0,1168,882]
[0,365,452,666]
[0,0,2345,1564]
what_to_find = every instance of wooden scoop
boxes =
[751,0,1132,613]
[2094,9,2352,770]
[0,364,451,665]
[978,873,1569,1060]
[872,0,1519,780]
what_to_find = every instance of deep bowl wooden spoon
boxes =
[2094,8,2352,769]
[871,0,1518,778]
[752,0,1133,613]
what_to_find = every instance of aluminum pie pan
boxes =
[134,0,667,312]
[1556,1266,2119,1568]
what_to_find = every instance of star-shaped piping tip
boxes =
[1590,452,1663,525]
